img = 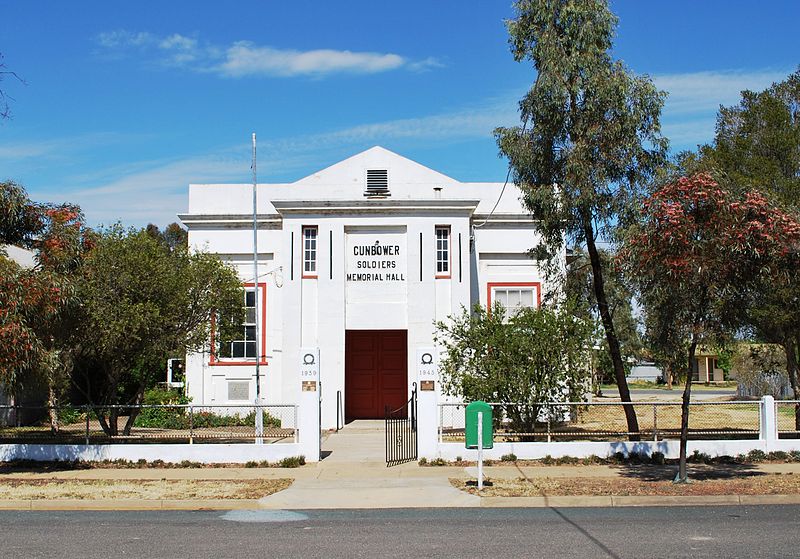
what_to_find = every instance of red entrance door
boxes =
[345,330,408,420]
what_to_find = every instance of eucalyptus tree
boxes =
[0,181,92,431]
[697,70,800,421]
[74,226,243,435]
[495,0,668,437]
[622,173,800,482]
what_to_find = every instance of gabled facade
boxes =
[179,146,552,429]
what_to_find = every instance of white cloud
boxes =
[654,69,788,115]
[0,132,136,161]
[159,33,197,51]
[653,68,791,150]
[408,57,445,72]
[218,42,405,77]
[94,30,437,78]
[31,98,515,226]
[96,30,155,49]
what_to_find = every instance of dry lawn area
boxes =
[0,478,291,500]
[453,473,800,497]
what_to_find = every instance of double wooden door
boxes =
[345,330,408,420]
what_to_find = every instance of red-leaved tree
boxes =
[622,173,800,481]
[0,181,93,430]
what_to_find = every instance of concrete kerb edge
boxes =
[480,494,800,508]
[2,494,800,510]
[0,499,263,511]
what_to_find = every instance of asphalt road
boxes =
[600,388,737,399]
[3,506,799,558]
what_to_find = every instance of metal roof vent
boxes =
[365,169,390,196]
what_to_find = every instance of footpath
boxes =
[3,421,800,510]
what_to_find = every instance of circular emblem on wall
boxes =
[421,352,433,365]
[303,353,316,365]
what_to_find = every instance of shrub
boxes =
[434,301,595,435]
[687,450,712,464]
[650,452,666,465]
[767,451,788,461]
[500,453,517,462]
[418,457,428,465]
[134,405,281,431]
[747,449,767,462]
[278,456,306,468]
[143,387,190,406]
[611,452,626,463]
[57,405,84,425]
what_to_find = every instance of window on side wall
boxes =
[303,226,318,278]
[218,287,258,359]
[435,226,450,278]
[489,283,540,323]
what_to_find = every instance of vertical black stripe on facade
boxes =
[419,232,423,281]
[290,231,294,280]
[329,230,333,280]
[458,233,462,283]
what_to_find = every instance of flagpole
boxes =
[252,132,263,443]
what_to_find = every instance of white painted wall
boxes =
[180,146,547,429]
[0,443,305,464]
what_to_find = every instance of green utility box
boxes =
[465,401,493,449]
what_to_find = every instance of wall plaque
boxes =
[420,380,435,391]
[302,381,317,392]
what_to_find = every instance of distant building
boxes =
[692,348,725,383]
[627,362,662,383]
[1,244,36,269]
[0,245,37,412]
[179,147,556,429]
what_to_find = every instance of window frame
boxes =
[435,225,451,279]
[209,282,268,366]
[302,225,318,279]
[487,281,541,322]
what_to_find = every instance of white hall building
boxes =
[179,146,550,429]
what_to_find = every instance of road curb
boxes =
[1,494,800,510]
[480,494,800,508]
[0,499,262,511]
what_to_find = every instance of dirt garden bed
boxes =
[0,478,292,500]
[452,473,800,497]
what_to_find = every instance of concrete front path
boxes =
[259,420,479,509]
[320,420,386,463]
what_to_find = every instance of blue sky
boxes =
[1,0,798,227]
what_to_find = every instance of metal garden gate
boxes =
[385,383,417,466]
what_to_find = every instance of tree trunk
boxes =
[96,411,112,436]
[677,339,697,483]
[784,338,800,430]
[47,384,60,434]
[109,408,119,436]
[122,385,147,436]
[666,367,673,390]
[584,220,640,440]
